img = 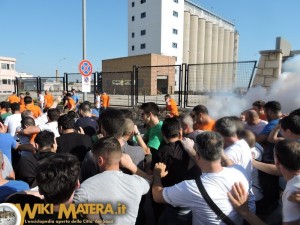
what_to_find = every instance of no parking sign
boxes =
[79,60,93,92]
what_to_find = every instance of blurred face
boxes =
[264,109,272,121]
[190,111,196,123]
[195,112,204,124]
[252,105,259,113]
[245,113,255,125]
[141,110,150,124]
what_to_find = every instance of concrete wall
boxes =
[252,50,282,89]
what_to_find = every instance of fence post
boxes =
[15,78,19,95]
[65,73,68,91]
[248,61,257,90]
[37,77,40,92]
[183,63,188,108]
[93,72,97,101]
[128,94,130,107]
[131,71,134,107]
[63,76,65,91]
[133,65,138,106]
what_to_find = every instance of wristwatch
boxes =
[134,131,141,136]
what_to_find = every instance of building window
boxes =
[132,45,135,51]
[11,64,14,70]
[173,0,178,3]
[2,79,8,84]
[172,42,177,48]
[132,1,135,7]
[1,63,9,70]
[173,11,178,17]
[8,80,11,85]
[132,16,135,21]
[141,12,146,18]
[132,32,135,38]
[140,0,146,4]
[173,28,178,34]
[141,43,146,49]
[141,29,146,35]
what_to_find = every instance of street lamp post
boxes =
[83,0,87,101]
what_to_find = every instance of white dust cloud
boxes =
[207,55,300,119]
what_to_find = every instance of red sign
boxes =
[79,60,93,77]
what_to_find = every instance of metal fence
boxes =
[64,72,98,103]
[39,77,65,92]
[14,61,256,108]
[135,65,183,107]
[15,77,39,94]
[184,61,257,107]
[101,71,134,107]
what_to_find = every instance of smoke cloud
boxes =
[207,55,300,119]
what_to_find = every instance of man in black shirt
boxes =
[75,101,99,137]
[15,130,56,188]
[57,114,92,163]
[152,117,199,225]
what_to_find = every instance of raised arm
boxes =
[267,123,284,143]
[228,182,267,225]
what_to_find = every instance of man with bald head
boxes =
[179,114,203,141]
[244,109,268,136]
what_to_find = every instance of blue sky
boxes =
[0,0,299,77]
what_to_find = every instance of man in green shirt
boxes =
[134,102,163,155]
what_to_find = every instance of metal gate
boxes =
[135,64,183,107]
[100,71,134,107]
[61,61,256,108]
[15,77,39,94]
[183,61,257,107]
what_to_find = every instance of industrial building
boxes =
[126,0,239,92]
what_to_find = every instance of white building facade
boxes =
[128,0,184,63]
[0,57,16,94]
[128,0,238,92]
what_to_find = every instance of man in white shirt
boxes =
[152,131,255,225]
[4,103,22,139]
[215,116,253,182]
[244,110,268,136]
[37,91,45,111]
[229,139,300,225]
[18,108,60,138]
[74,137,150,225]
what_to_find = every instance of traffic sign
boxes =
[79,60,93,77]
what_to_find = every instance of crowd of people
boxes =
[0,90,299,225]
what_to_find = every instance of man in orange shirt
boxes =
[100,92,110,112]
[20,96,42,119]
[190,104,215,131]
[66,93,76,111]
[44,90,54,110]
[164,94,179,118]
[7,92,20,104]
